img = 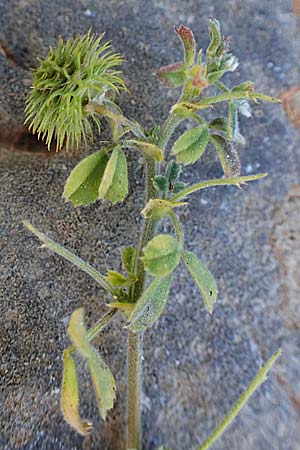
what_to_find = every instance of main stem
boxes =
[126,158,156,450]
[126,107,185,449]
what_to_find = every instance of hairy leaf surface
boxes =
[171,124,209,165]
[142,235,180,276]
[63,149,108,206]
[182,251,218,314]
[128,275,172,332]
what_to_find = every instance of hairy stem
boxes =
[126,157,156,450]
[171,173,268,202]
[23,220,117,295]
[197,349,281,450]
[126,88,192,448]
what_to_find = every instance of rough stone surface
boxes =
[1,1,300,449]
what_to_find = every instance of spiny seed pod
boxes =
[24,31,126,151]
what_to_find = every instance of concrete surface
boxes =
[0,1,300,449]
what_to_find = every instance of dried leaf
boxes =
[60,351,92,435]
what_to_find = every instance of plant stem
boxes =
[171,173,268,202]
[23,220,117,295]
[126,91,189,448]
[126,157,156,450]
[127,330,142,449]
[197,349,281,450]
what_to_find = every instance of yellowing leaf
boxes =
[121,246,137,275]
[63,149,109,207]
[88,348,116,419]
[67,308,116,420]
[182,251,218,314]
[67,308,91,358]
[142,234,180,277]
[128,275,172,332]
[98,147,128,204]
[171,124,209,165]
[128,140,163,162]
[60,351,92,436]
[106,270,131,287]
[141,198,186,219]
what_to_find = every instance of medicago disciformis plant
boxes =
[23,21,281,450]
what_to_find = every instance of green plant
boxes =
[24,21,281,450]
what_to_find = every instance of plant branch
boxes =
[23,221,117,295]
[65,309,117,356]
[197,349,281,450]
[171,173,268,202]
[168,210,184,247]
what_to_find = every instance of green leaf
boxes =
[63,149,109,207]
[105,270,132,287]
[206,19,221,57]
[121,246,137,275]
[127,140,163,162]
[88,347,116,419]
[98,147,128,204]
[153,175,168,193]
[165,159,181,182]
[207,70,225,83]
[227,101,245,144]
[209,117,227,132]
[182,251,218,314]
[142,234,180,277]
[156,62,187,88]
[210,135,241,177]
[172,181,186,194]
[60,351,92,436]
[128,274,172,332]
[67,308,116,419]
[141,198,186,219]
[171,124,209,165]
[232,81,254,93]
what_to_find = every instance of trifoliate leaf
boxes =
[165,159,181,182]
[60,351,92,436]
[121,246,137,275]
[67,308,116,420]
[128,140,163,162]
[182,251,218,314]
[127,274,172,332]
[210,134,241,177]
[142,235,180,277]
[141,199,186,220]
[153,175,169,193]
[98,147,128,204]
[171,124,209,165]
[63,149,109,207]
[156,62,187,88]
[175,25,196,67]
